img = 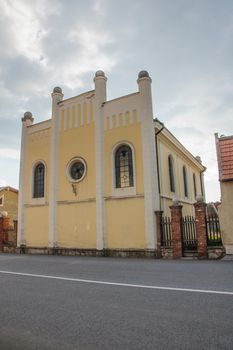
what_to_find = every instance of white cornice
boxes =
[58,90,95,107]
[28,120,51,133]
[105,92,139,105]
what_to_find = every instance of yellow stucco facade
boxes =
[18,71,206,256]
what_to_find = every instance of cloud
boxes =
[0,148,20,160]
[0,0,60,61]
[158,75,233,202]
[0,178,7,187]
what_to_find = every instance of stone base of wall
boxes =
[161,247,173,259]
[3,246,16,253]
[207,246,225,259]
[224,244,233,255]
[103,249,157,258]
[15,246,159,258]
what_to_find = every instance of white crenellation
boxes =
[78,104,81,126]
[115,113,120,127]
[103,109,138,131]
[109,115,114,129]
[69,108,72,129]
[83,102,86,125]
[75,105,78,128]
[87,101,91,124]
[80,103,84,126]
[58,98,94,131]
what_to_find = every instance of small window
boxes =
[0,195,3,206]
[168,155,175,192]
[193,173,197,199]
[183,166,188,197]
[33,163,45,198]
[67,158,86,183]
[115,145,134,188]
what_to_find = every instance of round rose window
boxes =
[67,158,86,182]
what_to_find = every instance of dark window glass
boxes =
[183,166,188,197]
[70,161,85,181]
[193,173,197,198]
[115,145,134,188]
[33,163,45,198]
[168,155,175,192]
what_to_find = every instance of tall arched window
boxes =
[183,166,188,197]
[168,155,175,192]
[193,173,197,199]
[33,163,45,198]
[115,145,134,188]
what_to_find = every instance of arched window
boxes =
[168,155,175,192]
[183,166,188,197]
[193,173,197,199]
[115,145,134,188]
[33,163,45,198]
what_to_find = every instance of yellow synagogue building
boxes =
[18,70,206,256]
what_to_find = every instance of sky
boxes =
[0,0,232,202]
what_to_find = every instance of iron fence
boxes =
[182,216,197,251]
[206,215,222,246]
[161,216,172,247]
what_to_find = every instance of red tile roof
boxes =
[215,133,233,181]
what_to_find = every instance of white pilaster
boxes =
[94,71,107,251]
[137,71,160,249]
[48,87,63,247]
[17,112,34,247]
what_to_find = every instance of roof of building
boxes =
[215,133,233,182]
[0,186,18,193]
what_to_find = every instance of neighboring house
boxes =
[215,133,233,255]
[0,186,18,224]
[17,70,206,256]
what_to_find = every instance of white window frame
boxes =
[111,141,136,197]
[66,157,87,183]
[30,160,46,205]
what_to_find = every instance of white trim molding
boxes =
[111,141,136,197]
[94,72,107,251]
[30,159,47,205]
[18,113,34,247]
[66,157,87,183]
[137,72,159,250]
[49,89,64,248]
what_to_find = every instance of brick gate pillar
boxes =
[170,200,183,259]
[0,216,10,250]
[155,210,163,258]
[13,220,18,247]
[194,196,208,258]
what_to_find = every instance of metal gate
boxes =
[182,216,197,256]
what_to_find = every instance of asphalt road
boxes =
[0,253,233,350]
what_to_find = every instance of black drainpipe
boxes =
[155,124,165,210]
